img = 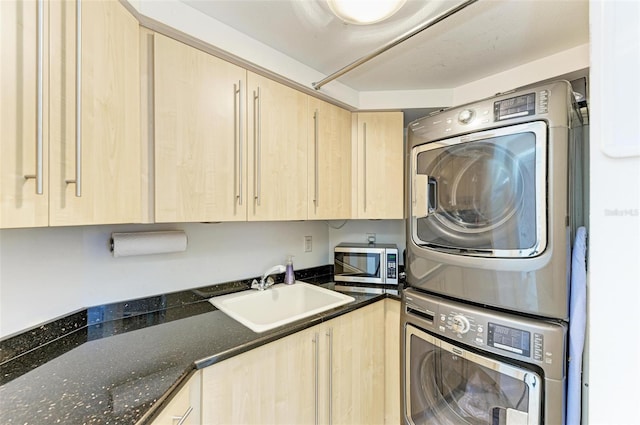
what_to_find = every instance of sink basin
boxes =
[209,282,355,333]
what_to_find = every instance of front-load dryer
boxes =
[406,80,586,320]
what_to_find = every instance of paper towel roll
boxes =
[110,231,187,257]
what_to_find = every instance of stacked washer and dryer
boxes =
[402,80,587,425]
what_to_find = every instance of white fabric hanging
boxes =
[566,226,587,425]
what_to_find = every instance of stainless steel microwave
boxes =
[334,243,399,285]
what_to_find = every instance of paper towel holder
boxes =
[110,230,188,257]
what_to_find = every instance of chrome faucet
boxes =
[251,264,286,291]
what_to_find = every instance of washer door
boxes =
[410,121,547,257]
[405,324,542,425]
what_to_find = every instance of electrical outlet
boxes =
[304,235,312,252]
[366,233,376,244]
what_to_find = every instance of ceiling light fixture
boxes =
[327,0,407,25]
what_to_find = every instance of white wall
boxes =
[451,44,590,106]
[0,219,406,338]
[328,219,406,263]
[0,221,330,338]
[585,1,640,424]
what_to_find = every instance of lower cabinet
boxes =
[151,371,201,425]
[201,301,387,424]
[384,298,401,425]
[327,300,385,425]
[201,325,317,424]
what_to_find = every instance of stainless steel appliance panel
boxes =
[334,243,398,285]
[402,288,567,425]
[406,80,585,319]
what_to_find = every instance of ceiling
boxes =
[182,0,589,93]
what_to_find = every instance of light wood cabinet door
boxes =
[0,0,50,228]
[154,34,247,223]
[200,301,396,424]
[327,301,385,425]
[307,98,351,220]
[48,0,142,226]
[247,72,308,221]
[2,0,141,228]
[151,371,201,425]
[384,298,401,425]
[353,112,404,219]
[201,326,317,424]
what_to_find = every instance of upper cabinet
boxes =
[247,72,308,221]
[1,3,402,229]
[49,0,141,226]
[352,112,404,219]
[1,0,142,228]
[1,0,50,228]
[307,98,352,220]
[153,34,247,223]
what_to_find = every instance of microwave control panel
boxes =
[387,252,397,280]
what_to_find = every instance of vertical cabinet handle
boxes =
[25,0,45,194]
[253,87,261,206]
[234,81,243,206]
[171,406,193,425]
[326,328,333,425]
[363,122,367,212]
[313,332,319,425]
[35,0,44,194]
[65,0,82,197]
[313,109,319,208]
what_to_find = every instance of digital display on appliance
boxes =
[487,323,531,357]
[494,93,536,121]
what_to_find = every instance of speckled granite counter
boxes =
[0,266,398,424]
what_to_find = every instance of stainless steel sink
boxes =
[209,282,355,332]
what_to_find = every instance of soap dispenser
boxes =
[284,255,295,284]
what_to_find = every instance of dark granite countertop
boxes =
[0,266,400,424]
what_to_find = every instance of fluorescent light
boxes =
[328,0,407,25]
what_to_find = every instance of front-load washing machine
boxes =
[402,288,567,425]
[406,80,586,319]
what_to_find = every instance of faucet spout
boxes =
[262,264,286,281]
[251,264,286,291]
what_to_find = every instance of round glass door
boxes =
[430,143,525,234]
[405,325,541,425]
[411,121,547,257]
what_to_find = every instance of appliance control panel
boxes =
[403,288,567,377]
[386,252,397,279]
[407,81,572,149]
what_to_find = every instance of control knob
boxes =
[451,314,471,334]
[458,109,475,124]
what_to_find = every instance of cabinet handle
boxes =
[326,328,333,425]
[25,0,45,194]
[313,109,319,208]
[65,0,82,197]
[313,332,319,425]
[363,122,367,212]
[234,81,243,206]
[171,405,193,425]
[253,87,261,206]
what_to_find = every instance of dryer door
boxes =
[404,324,542,425]
[410,121,547,257]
